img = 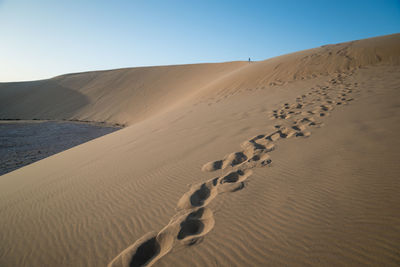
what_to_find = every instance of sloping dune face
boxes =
[0,34,400,267]
[1,34,399,126]
[0,62,247,125]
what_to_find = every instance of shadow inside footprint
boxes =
[177,209,205,240]
[177,217,205,241]
[251,134,265,140]
[231,182,245,192]
[130,237,160,267]
[230,152,248,166]
[187,237,204,246]
[279,131,288,138]
[212,160,223,170]
[220,170,244,184]
[190,184,210,207]
[250,140,266,150]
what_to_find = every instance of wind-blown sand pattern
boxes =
[108,70,359,267]
[1,34,400,267]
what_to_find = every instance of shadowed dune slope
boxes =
[0,62,246,125]
[0,34,399,126]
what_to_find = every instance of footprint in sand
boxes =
[177,178,219,210]
[108,231,173,267]
[218,169,253,192]
[201,121,317,174]
[202,138,274,172]
[176,207,215,245]
[108,207,215,267]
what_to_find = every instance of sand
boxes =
[0,33,399,266]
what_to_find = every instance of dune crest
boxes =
[1,34,399,126]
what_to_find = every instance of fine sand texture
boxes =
[0,33,400,266]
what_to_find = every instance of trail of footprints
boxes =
[108,73,359,267]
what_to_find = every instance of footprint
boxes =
[320,104,332,112]
[247,153,272,168]
[190,184,211,206]
[225,152,248,167]
[242,139,269,150]
[202,151,249,172]
[294,131,311,137]
[109,208,216,267]
[176,207,215,244]
[230,182,246,192]
[177,178,218,210]
[295,103,303,109]
[219,169,252,185]
[130,236,160,267]
[271,109,291,120]
[265,127,296,141]
[296,117,317,125]
[201,160,223,172]
[291,125,306,132]
[202,136,274,172]
[108,231,173,267]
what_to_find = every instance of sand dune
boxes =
[0,34,400,267]
[1,34,399,126]
[0,62,247,126]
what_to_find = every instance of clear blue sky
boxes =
[0,0,399,82]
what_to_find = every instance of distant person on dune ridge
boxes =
[248,57,251,63]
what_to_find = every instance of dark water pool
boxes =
[0,121,121,176]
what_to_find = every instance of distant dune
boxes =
[0,34,399,267]
[1,34,399,126]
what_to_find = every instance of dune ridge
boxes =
[1,34,399,126]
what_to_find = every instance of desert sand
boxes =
[0,33,399,266]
